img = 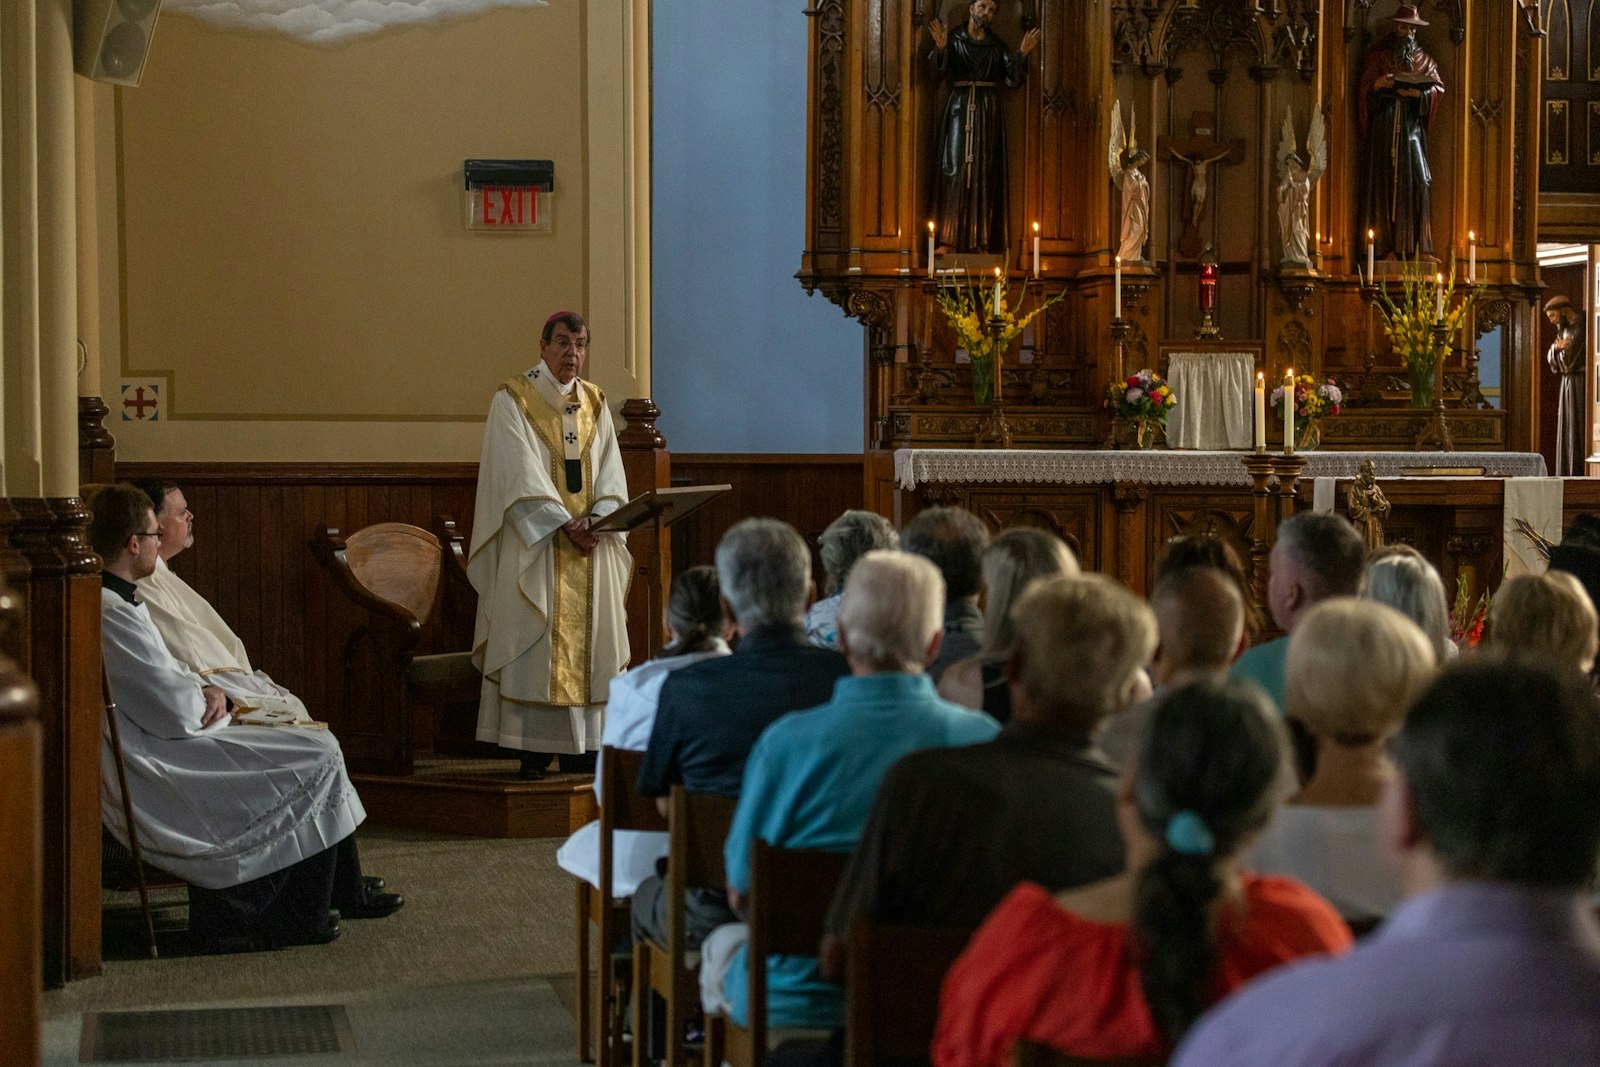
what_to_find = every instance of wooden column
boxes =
[0,515,41,1063]
[617,398,670,664]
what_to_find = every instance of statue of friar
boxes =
[928,0,1040,254]
[1357,3,1443,260]
[1546,295,1588,476]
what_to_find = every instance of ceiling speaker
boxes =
[74,0,163,87]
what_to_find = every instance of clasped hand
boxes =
[562,516,599,555]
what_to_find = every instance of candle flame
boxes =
[994,267,1002,279]
[1367,228,1374,239]
[1115,255,1122,266]
[1032,221,1039,233]
[1258,372,1264,382]
[1468,229,1476,242]
[927,220,934,233]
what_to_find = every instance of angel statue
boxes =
[1109,102,1151,264]
[1275,104,1327,268]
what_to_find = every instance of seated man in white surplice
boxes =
[131,478,308,723]
[92,483,403,953]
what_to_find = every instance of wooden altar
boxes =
[798,1,1549,457]
[888,448,1594,607]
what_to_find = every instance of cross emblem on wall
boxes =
[120,383,162,421]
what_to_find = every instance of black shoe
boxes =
[362,875,386,895]
[558,751,597,774]
[518,752,553,780]
[341,892,405,920]
[280,919,342,947]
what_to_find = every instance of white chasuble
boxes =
[467,369,632,754]
[138,557,311,722]
[100,589,364,889]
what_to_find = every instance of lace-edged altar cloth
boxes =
[893,449,1549,490]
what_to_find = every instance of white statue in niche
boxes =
[1109,102,1151,264]
[1275,104,1327,269]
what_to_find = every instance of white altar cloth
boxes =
[894,449,1549,490]
[1165,352,1256,450]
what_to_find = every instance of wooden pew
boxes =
[843,920,971,1067]
[1011,1040,1167,1067]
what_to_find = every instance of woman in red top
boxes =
[933,681,1352,1066]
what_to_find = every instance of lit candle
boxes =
[993,267,1003,317]
[1366,228,1375,280]
[927,221,936,277]
[1468,230,1476,282]
[1114,255,1123,319]
[1199,260,1218,310]
[1435,272,1445,322]
[1255,372,1266,450]
[1032,221,1041,278]
[1283,368,1295,454]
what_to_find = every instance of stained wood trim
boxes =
[673,453,864,466]
[116,462,480,485]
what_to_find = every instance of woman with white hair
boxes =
[939,527,1078,719]
[1359,544,1454,662]
[805,510,899,650]
[1247,598,1437,922]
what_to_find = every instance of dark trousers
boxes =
[629,872,740,1057]
[189,834,366,949]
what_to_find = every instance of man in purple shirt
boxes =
[1174,659,1600,1067]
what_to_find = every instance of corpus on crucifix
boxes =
[1159,112,1246,258]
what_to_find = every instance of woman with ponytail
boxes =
[555,565,732,895]
[932,681,1351,1066]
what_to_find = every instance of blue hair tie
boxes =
[1165,810,1216,857]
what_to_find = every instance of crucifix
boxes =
[1159,112,1246,258]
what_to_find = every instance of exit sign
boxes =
[464,159,553,233]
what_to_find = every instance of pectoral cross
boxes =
[1159,112,1246,258]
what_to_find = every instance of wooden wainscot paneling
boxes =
[0,562,42,1060]
[669,455,867,587]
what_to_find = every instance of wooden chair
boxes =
[1011,1040,1167,1067]
[705,840,852,1067]
[312,516,480,774]
[633,787,738,1067]
[101,667,160,959]
[843,920,972,1067]
[576,746,669,1066]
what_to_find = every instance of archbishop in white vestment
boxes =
[101,579,365,890]
[138,556,311,723]
[468,323,633,757]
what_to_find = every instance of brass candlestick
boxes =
[1414,322,1455,452]
[973,310,1014,448]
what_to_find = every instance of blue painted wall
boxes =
[651,3,864,453]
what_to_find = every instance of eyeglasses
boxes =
[134,530,161,539]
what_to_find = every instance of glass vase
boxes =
[970,355,995,405]
[1296,419,1322,452]
[1135,419,1156,450]
[1408,361,1435,409]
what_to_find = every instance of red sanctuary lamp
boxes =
[1196,248,1222,339]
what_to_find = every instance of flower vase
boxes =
[970,355,995,406]
[1408,361,1435,409]
[1135,419,1156,450]
[1296,419,1322,452]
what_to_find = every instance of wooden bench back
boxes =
[342,521,444,624]
[844,920,971,1067]
[750,840,851,958]
[599,747,668,835]
[1011,1040,1167,1067]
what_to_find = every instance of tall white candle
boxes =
[1032,222,1041,278]
[927,221,935,277]
[1114,255,1123,319]
[1435,272,1445,321]
[1468,230,1476,282]
[1283,368,1295,454]
[993,267,1003,317]
[1255,372,1266,450]
[1366,229,1375,279]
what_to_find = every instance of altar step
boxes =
[352,757,598,839]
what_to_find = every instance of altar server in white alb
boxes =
[132,479,309,724]
[469,310,632,779]
[91,483,402,953]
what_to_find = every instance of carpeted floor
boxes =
[42,828,587,1065]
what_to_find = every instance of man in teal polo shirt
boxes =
[698,550,999,1029]
[1231,512,1365,712]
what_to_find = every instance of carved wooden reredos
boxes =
[799,0,1547,452]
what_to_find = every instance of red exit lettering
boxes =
[480,186,539,226]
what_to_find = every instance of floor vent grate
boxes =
[80,1004,354,1062]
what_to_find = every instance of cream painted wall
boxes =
[97,2,646,462]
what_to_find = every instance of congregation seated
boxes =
[90,483,402,954]
[1482,571,1599,678]
[132,479,310,723]
[1096,565,1245,769]
[633,519,848,953]
[823,573,1154,978]
[1359,545,1454,662]
[937,527,1079,720]
[1172,661,1600,1066]
[932,680,1351,1067]
[699,550,998,1030]
[1230,512,1365,712]
[901,507,990,682]
[1245,599,1436,923]
[555,565,731,895]
[805,510,898,651]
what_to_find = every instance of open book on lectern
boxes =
[587,484,731,535]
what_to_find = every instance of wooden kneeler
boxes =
[101,668,159,959]
[575,747,668,1067]
[633,787,737,1067]
[704,841,851,1067]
